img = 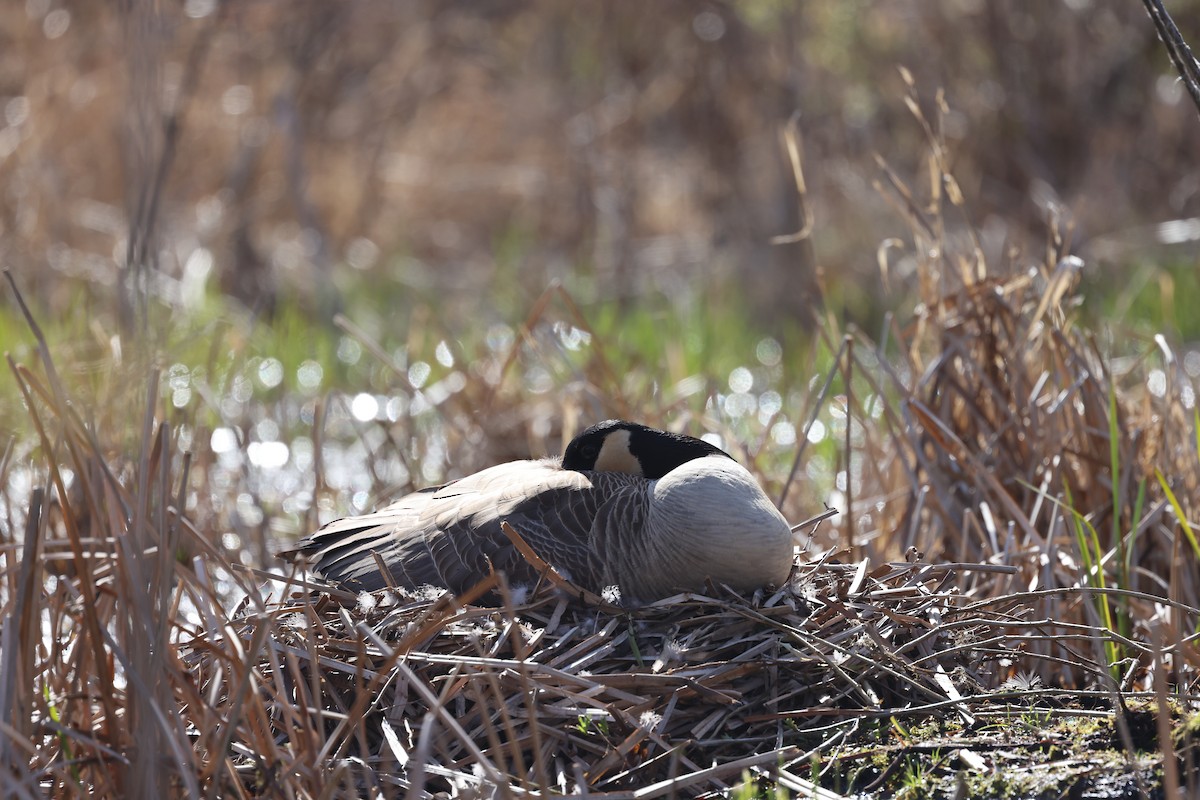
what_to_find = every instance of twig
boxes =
[1142,0,1200,121]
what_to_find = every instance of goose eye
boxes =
[580,443,600,460]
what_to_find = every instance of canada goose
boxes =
[285,420,794,603]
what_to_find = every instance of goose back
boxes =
[296,459,647,594]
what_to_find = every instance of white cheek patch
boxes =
[594,429,641,474]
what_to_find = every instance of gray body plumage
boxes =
[288,422,795,603]
[297,459,637,595]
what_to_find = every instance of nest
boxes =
[194,558,1041,797]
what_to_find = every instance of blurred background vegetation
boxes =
[3,0,1200,551]
[5,0,1200,328]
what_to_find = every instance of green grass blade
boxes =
[1155,468,1200,562]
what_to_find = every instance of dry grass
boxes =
[4,89,1200,798]
[5,231,1200,795]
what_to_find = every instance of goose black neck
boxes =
[563,420,733,479]
[628,427,732,479]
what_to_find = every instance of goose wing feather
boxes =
[289,460,644,594]
[588,486,651,598]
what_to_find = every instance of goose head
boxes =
[562,419,732,477]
